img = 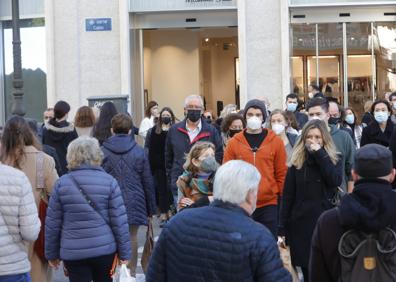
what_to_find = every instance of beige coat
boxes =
[20,146,58,282]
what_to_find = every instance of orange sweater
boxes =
[223,129,287,208]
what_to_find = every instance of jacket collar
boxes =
[24,145,39,153]
[210,199,250,217]
[44,121,75,133]
[366,119,394,135]
[69,164,104,172]
[176,118,212,144]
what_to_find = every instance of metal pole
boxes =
[343,22,348,107]
[315,24,319,86]
[371,22,376,101]
[11,0,25,116]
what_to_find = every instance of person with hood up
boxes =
[223,99,287,238]
[42,100,78,175]
[309,144,396,282]
[101,113,156,277]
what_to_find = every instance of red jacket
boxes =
[223,129,287,208]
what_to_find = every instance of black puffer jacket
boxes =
[310,179,396,282]
[42,119,78,175]
[360,118,394,147]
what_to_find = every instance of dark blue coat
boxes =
[146,200,292,282]
[45,166,131,261]
[165,119,223,195]
[102,134,156,226]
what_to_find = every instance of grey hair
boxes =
[184,95,203,108]
[220,104,237,118]
[67,136,103,169]
[213,160,261,205]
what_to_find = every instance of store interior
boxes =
[142,27,238,119]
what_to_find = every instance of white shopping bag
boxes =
[113,264,136,282]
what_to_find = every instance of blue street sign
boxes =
[85,18,112,32]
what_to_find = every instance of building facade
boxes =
[0,0,395,124]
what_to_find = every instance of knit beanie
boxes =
[243,99,267,121]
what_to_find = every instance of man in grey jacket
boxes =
[0,163,40,280]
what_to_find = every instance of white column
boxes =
[238,0,289,109]
[45,0,125,118]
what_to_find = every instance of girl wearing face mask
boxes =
[268,110,298,160]
[342,107,362,149]
[360,100,394,148]
[148,107,176,226]
[139,101,159,140]
[279,119,342,282]
[220,113,246,149]
[177,142,219,211]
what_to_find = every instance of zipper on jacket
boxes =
[252,147,258,166]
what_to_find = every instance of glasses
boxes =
[44,116,51,120]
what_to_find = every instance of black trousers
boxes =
[153,169,173,214]
[63,253,115,282]
[252,205,278,239]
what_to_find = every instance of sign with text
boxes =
[130,0,236,12]
[85,18,112,32]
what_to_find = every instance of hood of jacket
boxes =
[102,134,137,154]
[338,179,396,232]
[44,120,75,141]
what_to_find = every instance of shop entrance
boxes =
[142,27,238,120]
[290,6,396,118]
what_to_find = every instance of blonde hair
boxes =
[183,142,215,174]
[67,136,103,169]
[289,120,339,169]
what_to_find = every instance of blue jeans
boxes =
[0,273,31,282]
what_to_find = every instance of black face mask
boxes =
[187,110,202,123]
[162,117,171,125]
[229,129,242,137]
[328,117,340,125]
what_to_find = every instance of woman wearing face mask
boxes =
[139,101,159,140]
[148,107,176,226]
[279,119,342,282]
[360,100,394,148]
[220,113,246,148]
[268,110,298,160]
[177,142,219,211]
[343,107,362,149]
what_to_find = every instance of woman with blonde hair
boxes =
[0,116,58,282]
[279,119,343,282]
[177,141,219,210]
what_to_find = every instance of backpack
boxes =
[338,213,396,281]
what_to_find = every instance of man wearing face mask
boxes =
[165,95,223,205]
[306,98,356,193]
[223,99,287,238]
[285,93,308,130]
[328,101,353,138]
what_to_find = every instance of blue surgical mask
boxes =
[286,103,298,112]
[374,112,389,124]
[345,114,355,125]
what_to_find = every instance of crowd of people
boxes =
[0,87,396,282]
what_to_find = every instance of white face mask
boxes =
[308,92,314,99]
[272,123,285,135]
[246,116,263,130]
[309,116,322,121]
[393,103,396,111]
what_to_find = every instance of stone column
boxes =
[237,0,290,109]
[45,0,130,117]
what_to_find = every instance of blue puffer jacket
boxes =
[146,200,291,282]
[45,166,131,261]
[102,134,156,226]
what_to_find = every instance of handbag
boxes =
[68,174,119,277]
[33,152,47,262]
[141,217,154,273]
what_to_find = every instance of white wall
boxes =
[45,0,130,118]
[145,30,200,119]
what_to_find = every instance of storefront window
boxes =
[291,23,316,102]
[374,22,396,100]
[3,18,46,121]
[347,22,372,119]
